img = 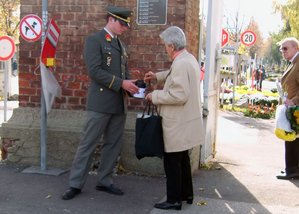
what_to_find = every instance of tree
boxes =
[267,31,287,71]
[274,0,299,38]
[0,0,20,40]
[223,11,245,45]
[246,18,265,62]
[261,0,299,72]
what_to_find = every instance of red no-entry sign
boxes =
[0,36,15,61]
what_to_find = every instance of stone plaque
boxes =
[137,0,168,25]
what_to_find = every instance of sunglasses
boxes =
[116,19,129,27]
[280,47,288,52]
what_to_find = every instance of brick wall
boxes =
[19,0,199,111]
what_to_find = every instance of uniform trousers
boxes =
[163,150,193,203]
[285,138,299,174]
[69,111,126,189]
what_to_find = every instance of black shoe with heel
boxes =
[154,201,182,210]
[276,172,299,180]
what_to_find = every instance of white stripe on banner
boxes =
[40,62,62,114]
[47,24,59,47]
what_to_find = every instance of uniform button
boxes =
[100,88,104,91]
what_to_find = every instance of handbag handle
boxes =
[141,101,160,118]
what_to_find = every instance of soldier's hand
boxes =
[122,80,139,94]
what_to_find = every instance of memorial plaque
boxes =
[137,0,168,25]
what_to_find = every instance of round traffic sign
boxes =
[19,14,43,42]
[240,30,256,46]
[0,36,15,61]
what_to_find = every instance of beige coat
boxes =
[281,53,299,105]
[152,50,204,152]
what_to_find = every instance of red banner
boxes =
[41,19,60,66]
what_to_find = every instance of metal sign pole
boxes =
[40,0,48,171]
[232,12,240,109]
[3,61,9,122]
[22,0,65,176]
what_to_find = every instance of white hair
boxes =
[277,37,299,48]
[159,26,186,51]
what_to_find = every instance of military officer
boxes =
[62,5,139,200]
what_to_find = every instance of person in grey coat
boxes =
[62,5,139,200]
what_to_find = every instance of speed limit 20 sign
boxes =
[240,30,256,46]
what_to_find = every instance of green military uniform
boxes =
[68,6,132,189]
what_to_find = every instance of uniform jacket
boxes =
[83,29,129,114]
[281,53,299,105]
[152,50,204,152]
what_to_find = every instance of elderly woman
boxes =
[144,26,204,210]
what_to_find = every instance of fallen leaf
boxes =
[196,201,208,206]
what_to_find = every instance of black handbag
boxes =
[135,101,164,160]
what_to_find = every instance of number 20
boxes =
[245,34,253,42]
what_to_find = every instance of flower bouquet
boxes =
[286,106,299,133]
[274,105,297,141]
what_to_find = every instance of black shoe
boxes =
[182,196,193,204]
[62,187,81,200]
[154,201,182,210]
[276,172,299,180]
[96,184,124,195]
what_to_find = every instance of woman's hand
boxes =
[145,92,152,102]
[144,71,157,83]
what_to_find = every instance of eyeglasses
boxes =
[280,47,288,52]
[116,19,129,28]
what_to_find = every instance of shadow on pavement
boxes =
[0,164,165,214]
[192,164,272,214]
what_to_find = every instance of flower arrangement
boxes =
[244,103,276,119]
[274,105,297,141]
[286,106,299,133]
[275,129,297,141]
[105,34,112,42]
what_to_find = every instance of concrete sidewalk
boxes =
[171,111,299,214]
[1,110,299,214]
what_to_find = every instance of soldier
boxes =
[62,5,139,200]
